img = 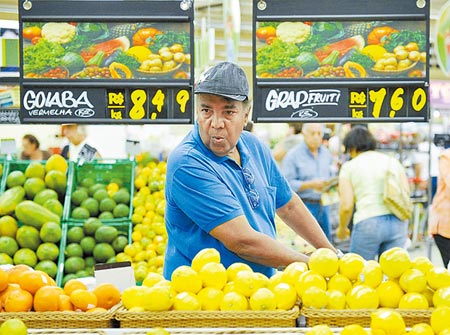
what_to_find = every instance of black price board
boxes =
[18,0,194,124]
[253,0,430,123]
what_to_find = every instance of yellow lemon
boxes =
[327,273,352,294]
[142,272,165,288]
[326,289,346,309]
[272,282,297,310]
[219,291,248,311]
[398,292,429,309]
[268,271,285,290]
[280,261,308,285]
[302,286,328,309]
[431,306,450,334]
[226,262,253,282]
[433,286,450,308]
[376,280,404,308]
[0,318,28,335]
[253,272,269,289]
[379,247,412,279]
[121,285,152,310]
[249,287,276,311]
[347,284,379,309]
[173,291,201,311]
[143,285,174,311]
[341,324,368,335]
[234,270,262,297]
[305,324,333,335]
[126,46,152,62]
[358,260,383,288]
[427,267,450,290]
[170,265,202,294]
[191,248,221,272]
[438,328,450,335]
[295,270,327,298]
[338,253,365,281]
[222,281,236,294]
[412,256,434,275]
[399,268,427,293]
[370,309,406,335]
[361,44,387,61]
[197,287,224,311]
[308,248,339,278]
[198,262,227,290]
[421,286,435,307]
[408,323,434,335]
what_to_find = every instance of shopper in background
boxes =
[337,126,409,260]
[281,123,334,241]
[61,124,101,161]
[20,134,51,161]
[164,61,337,279]
[272,123,303,163]
[429,147,450,268]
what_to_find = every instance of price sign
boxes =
[18,0,194,125]
[252,0,430,123]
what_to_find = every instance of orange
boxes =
[58,294,74,311]
[63,278,87,296]
[33,285,64,312]
[0,283,21,306]
[70,289,98,311]
[92,283,121,309]
[7,264,32,284]
[4,287,33,312]
[0,267,8,291]
[18,270,52,295]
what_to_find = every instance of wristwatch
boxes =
[336,249,344,259]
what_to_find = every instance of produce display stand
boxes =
[29,330,106,335]
[301,307,432,327]
[114,306,300,328]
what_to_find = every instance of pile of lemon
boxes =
[301,247,450,310]
[116,160,167,282]
[306,307,450,335]
[122,247,299,312]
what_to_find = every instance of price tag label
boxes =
[0,138,16,157]
[125,139,141,157]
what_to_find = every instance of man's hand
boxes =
[336,226,350,240]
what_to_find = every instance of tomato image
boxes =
[256,26,276,42]
[23,26,42,40]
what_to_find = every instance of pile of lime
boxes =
[70,176,131,220]
[61,217,129,286]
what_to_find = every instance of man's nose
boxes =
[211,113,224,128]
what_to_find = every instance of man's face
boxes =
[22,139,35,155]
[196,94,249,157]
[303,124,324,152]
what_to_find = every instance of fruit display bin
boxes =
[29,329,106,335]
[63,159,135,223]
[114,306,300,328]
[0,160,50,194]
[0,304,120,328]
[55,220,132,287]
[120,328,335,335]
[301,307,432,327]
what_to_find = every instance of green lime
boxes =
[85,256,96,268]
[88,183,106,197]
[112,235,129,253]
[83,218,103,236]
[36,242,60,261]
[64,256,85,274]
[23,177,46,199]
[16,225,41,251]
[35,260,58,278]
[6,170,26,188]
[0,253,13,265]
[43,198,64,217]
[71,207,90,220]
[13,248,38,267]
[110,177,124,187]
[81,197,99,217]
[39,221,62,243]
[99,197,116,213]
[93,243,115,263]
[112,188,130,204]
[34,188,58,206]
[71,188,89,206]
[99,211,114,220]
[0,236,19,257]
[62,273,78,286]
[80,236,96,256]
[93,189,109,202]
[95,225,118,243]
[67,226,85,243]
[107,256,117,263]
[76,269,91,278]
[44,169,67,195]
[80,177,95,189]
[65,243,84,258]
[113,203,130,218]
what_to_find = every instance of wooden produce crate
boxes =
[301,307,432,327]
[0,304,120,329]
[115,306,300,328]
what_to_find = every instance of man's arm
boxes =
[337,177,353,240]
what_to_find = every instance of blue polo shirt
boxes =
[163,123,293,279]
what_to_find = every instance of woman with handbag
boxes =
[336,126,411,260]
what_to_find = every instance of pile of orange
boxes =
[0,265,121,312]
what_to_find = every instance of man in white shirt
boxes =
[61,124,101,161]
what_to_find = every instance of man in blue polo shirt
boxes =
[163,61,337,279]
